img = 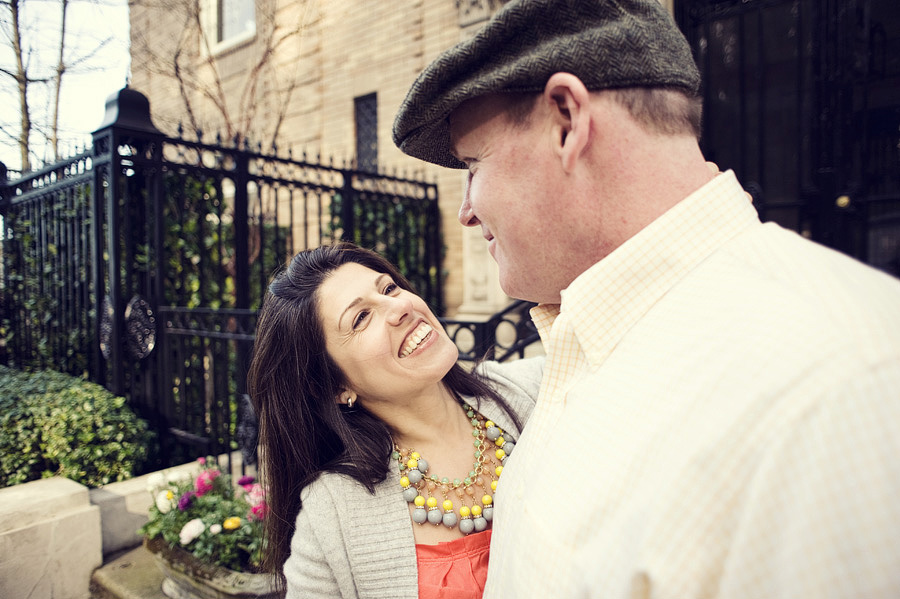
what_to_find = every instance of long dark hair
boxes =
[247,242,521,578]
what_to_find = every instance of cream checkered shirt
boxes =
[484,171,900,598]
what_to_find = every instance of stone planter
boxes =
[144,536,279,599]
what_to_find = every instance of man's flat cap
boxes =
[392,0,700,169]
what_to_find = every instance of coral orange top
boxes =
[416,530,492,599]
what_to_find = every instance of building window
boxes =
[355,93,378,173]
[202,0,255,50]
[218,0,255,43]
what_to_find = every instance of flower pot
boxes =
[144,537,279,599]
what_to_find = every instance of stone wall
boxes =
[0,477,102,599]
[0,453,249,599]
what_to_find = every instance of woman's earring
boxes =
[340,390,357,408]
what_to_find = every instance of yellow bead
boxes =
[495,436,505,447]
[482,495,493,506]
[411,452,420,459]
[400,476,410,488]
[443,499,454,511]
[426,496,438,508]
[407,458,418,470]
[495,466,503,477]
[485,421,495,428]
[471,505,482,517]
[414,495,426,507]
[459,506,471,518]
[491,480,498,491]
[495,449,506,460]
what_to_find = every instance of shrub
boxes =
[0,365,152,488]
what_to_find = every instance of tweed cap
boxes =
[392,0,700,169]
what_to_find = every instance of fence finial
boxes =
[93,87,163,136]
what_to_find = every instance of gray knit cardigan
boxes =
[283,357,544,599]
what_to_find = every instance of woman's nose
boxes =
[385,295,413,325]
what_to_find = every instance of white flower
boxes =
[167,470,190,484]
[146,473,165,493]
[155,490,175,514]
[179,518,205,545]
[209,524,222,535]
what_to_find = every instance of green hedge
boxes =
[0,366,152,488]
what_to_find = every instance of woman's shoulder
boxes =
[477,356,543,404]
[473,355,544,432]
[299,470,400,520]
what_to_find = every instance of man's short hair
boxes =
[393,0,701,169]
[501,87,702,140]
[607,88,702,139]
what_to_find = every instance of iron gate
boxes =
[676,0,900,276]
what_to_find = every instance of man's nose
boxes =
[458,195,479,227]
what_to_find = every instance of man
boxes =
[393,0,900,597]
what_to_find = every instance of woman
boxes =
[247,242,541,599]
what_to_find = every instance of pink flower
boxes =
[249,502,268,521]
[244,483,265,507]
[194,469,220,496]
[197,457,206,466]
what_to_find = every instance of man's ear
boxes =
[543,73,592,173]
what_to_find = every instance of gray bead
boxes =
[486,427,501,441]
[403,488,419,502]
[412,507,428,524]
[407,468,423,484]
[503,441,515,454]
[427,509,442,525]
[442,512,458,528]
[459,518,475,534]
[417,458,429,473]
[473,516,487,532]
[483,506,493,521]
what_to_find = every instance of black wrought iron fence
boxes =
[0,87,445,470]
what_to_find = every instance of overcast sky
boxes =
[1,0,130,174]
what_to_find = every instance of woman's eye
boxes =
[352,310,369,329]
[384,283,398,294]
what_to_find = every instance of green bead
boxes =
[474,451,482,458]
[474,440,480,447]
[464,477,472,485]
[442,477,450,484]
[469,470,476,478]
[453,478,462,486]
[471,419,478,426]
[472,430,479,437]
[391,451,400,460]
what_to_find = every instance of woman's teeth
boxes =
[400,323,434,357]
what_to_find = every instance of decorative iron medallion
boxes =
[125,295,157,359]
[99,295,114,360]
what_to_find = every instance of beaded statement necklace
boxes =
[392,402,515,535]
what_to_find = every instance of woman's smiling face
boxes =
[317,262,459,406]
